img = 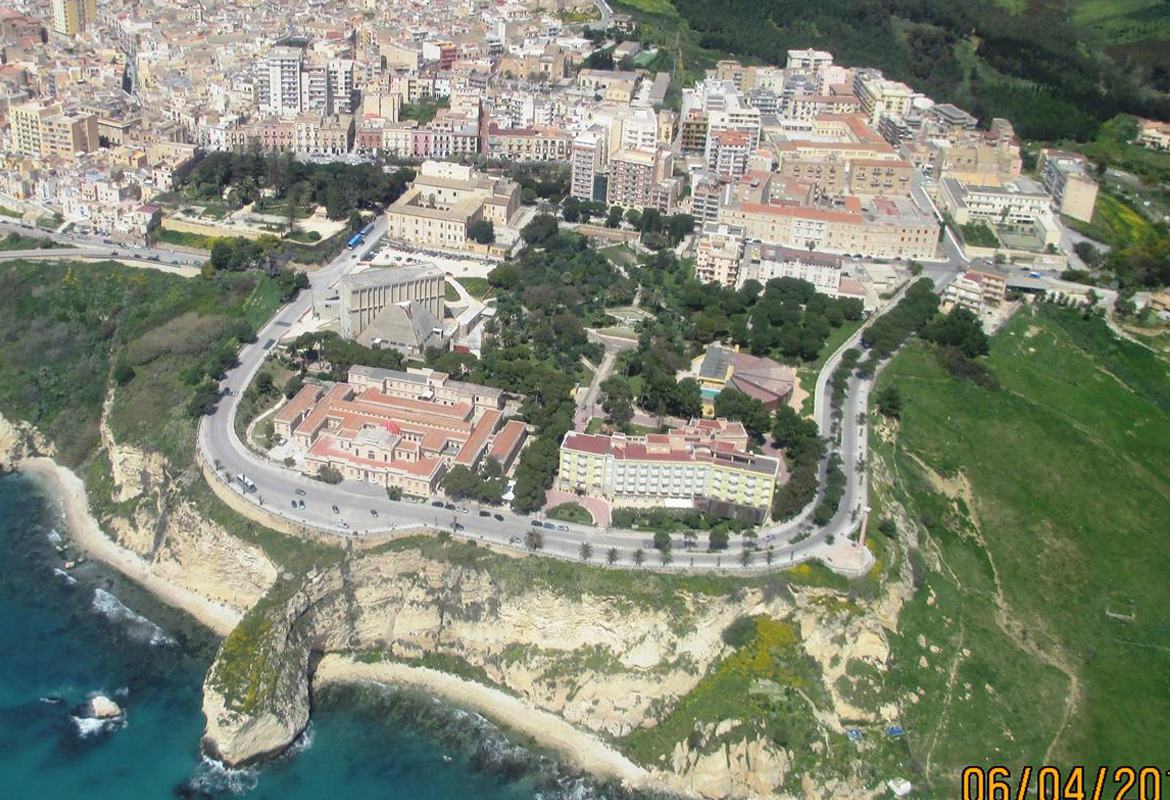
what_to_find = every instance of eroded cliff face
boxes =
[201,546,777,770]
[0,412,55,472]
[200,544,909,800]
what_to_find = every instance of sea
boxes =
[0,471,655,800]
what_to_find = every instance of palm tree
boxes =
[659,548,673,566]
[525,529,544,550]
[579,542,593,562]
[765,546,775,567]
[740,548,753,568]
[606,547,619,565]
[633,548,645,566]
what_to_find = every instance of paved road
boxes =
[0,221,205,268]
[199,213,961,571]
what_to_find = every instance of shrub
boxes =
[722,616,757,648]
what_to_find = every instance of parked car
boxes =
[556,524,569,532]
[298,500,305,509]
[478,510,491,517]
[290,500,298,508]
[508,536,522,545]
[444,503,456,510]
[543,522,556,530]
[370,509,379,517]
[530,520,543,527]
[431,500,444,507]
[456,506,469,514]
[338,521,350,529]
[295,488,307,496]
[493,514,504,522]
[331,504,340,514]
[453,522,464,531]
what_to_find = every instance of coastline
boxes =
[18,456,241,637]
[313,654,661,792]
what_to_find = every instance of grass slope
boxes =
[871,305,1170,794]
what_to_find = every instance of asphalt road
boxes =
[0,220,206,268]
[199,214,961,571]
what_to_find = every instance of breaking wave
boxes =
[92,588,176,646]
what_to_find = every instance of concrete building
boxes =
[938,176,1051,226]
[785,48,834,72]
[740,243,845,296]
[605,147,676,212]
[7,101,98,160]
[694,222,745,285]
[258,44,306,117]
[1037,148,1098,223]
[690,345,795,417]
[720,197,939,260]
[51,0,96,36]
[339,263,446,341]
[1137,118,1170,151]
[275,366,524,497]
[852,70,915,127]
[943,269,1008,314]
[570,128,607,201]
[557,419,783,522]
[386,161,519,251]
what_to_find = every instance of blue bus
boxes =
[346,233,364,249]
[360,222,375,237]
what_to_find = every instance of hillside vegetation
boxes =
[616,0,1170,140]
[869,304,1170,793]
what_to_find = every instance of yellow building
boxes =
[7,102,98,160]
[51,0,96,36]
[557,420,783,522]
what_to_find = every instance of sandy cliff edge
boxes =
[313,654,657,790]
[19,457,242,637]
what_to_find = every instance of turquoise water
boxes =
[0,473,647,800]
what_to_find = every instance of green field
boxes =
[870,305,1170,793]
[1066,189,1158,247]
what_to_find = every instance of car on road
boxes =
[298,500,305,509]
[110,250,117,255]
[338,521,350,529]
[508,536,522,545]
[331,504,340,514]
[764,534,776,543]
[493,514,504,522]
[444,502,456,510]
[530,520,542,527]
[453,523,464,531]
[542,522,557,530]
[431,500,444,507]
[478,510,491,517]
[295,488,306,496]
[456,506,469,514]
[370,509,378,517]
[290,500,297,508]
[556,524,569,532]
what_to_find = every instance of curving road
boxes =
[0,220,206,270]
[199,215,959,572]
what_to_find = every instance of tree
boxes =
[606,547,619,565]
[187,382,219,417]
[709,529,729,551]
[606,205,624,228]
[386,486,403,501]
[113,362,136,386]
[600,375,634,428]
[442,465,482,500]
[317,465,343,484]
[712,388,770,443]
[579,542,593,561]
[525,529,544,550]
[468,219,495,244]
[874,385,902,419]
[284,374,306,399]
[653,530,672,551]
[660,548,673,566]
[624,208,642,229]
[255,372,274,395]
[1074,241,1102,267]
[922,307,989,358]
[633,548,645,566]
[740,548,753,568]
[521,214,559,245]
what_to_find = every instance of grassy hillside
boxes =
[870,305,1170,793]
[615,0,1170,140]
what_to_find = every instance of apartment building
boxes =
[740,243,845,296]
[853,70,915,127]
[679,110,708,155]
[1036,148,1099,223]
[1137,118,1170,151]
[605,147,677,212]
[570,128,607,201]
[577,69,639,103]
[720,197,939,260]
[258,44,305,116]
[8,101,98,160]
[51,0,96,36]
[694,222,745,285]
[943,269,1008,314]
[486,124,571,162]
[557,419,783,521]
[847,159,914,196]
[786,48,834,72]
[293,114,354,156]
[706,128,752,179]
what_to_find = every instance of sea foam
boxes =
[92,588,176,646]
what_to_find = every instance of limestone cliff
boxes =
[0,412,55,473]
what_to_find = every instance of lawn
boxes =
[458,277,492,300]
[155,228,217,250]
[797,318,863,372]
[869,304,1170,791]
[444,282,460,302]
[546,502,595,525]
